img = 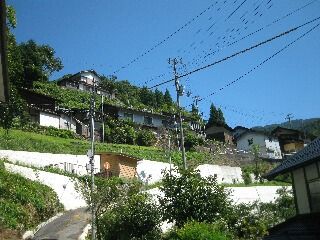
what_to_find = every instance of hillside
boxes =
[0,161,63,239]
[253,118,320,137]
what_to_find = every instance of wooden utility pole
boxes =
[169,58,187,169]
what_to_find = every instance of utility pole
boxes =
[88,79,96,240]
[285,113,293,128]
[169,58,187,169]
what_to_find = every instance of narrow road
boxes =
[33,208,90,240]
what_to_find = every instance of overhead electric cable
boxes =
[197,22,320,102]
[202,0,319,60]
[148,16,320,89]
[111,1,218,75]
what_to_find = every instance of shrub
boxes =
[164,221,230,240]
[159,168,232,227]
[97,193,161,240]
[136,129,156,146]
[184,132,204,151]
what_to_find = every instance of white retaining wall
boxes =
[0,150,100,176]
[137,160,174,185]
[148,186,291,205]
[196,164,243,184]
[4,163,86,210]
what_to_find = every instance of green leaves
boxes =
[0,163,63,230]
[159,168,232,227]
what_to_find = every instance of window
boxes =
[124,112,133,122]
[144,116,153,125]
[305,162,320,212]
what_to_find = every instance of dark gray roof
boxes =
[264,137,320,180]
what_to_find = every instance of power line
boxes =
[198,22,320,102]
[226,0,247,20]
[149,15,320,89]
[111,1,218,75]
[185,0,317,69]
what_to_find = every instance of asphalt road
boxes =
[33,208,90,240]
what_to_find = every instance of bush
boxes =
[136,129,156,146]
[159,168,232,227]
[184,132,204,151]
[97,193,161,240]
[13,121,80,139]
[104,118,137,145]
[164,221,230,240]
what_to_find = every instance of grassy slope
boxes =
[0,161,63,238]
[0,128,210,166]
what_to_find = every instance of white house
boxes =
[57,70,115,99]
[235,129,282,159]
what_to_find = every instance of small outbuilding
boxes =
[263,137,320,239]
[96,152,141,179]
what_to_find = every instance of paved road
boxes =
[33,208,90,240]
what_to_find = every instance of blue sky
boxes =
[8,0,320,128]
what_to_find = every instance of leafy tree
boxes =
[139,86,156,107]
[159,168,232,227]
[99,75,117,94]
[18,40,63,88]
[98,193,161,240]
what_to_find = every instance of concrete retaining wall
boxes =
[0,150,100,175]
[196,164,243,184]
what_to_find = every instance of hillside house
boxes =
[57,70,115,99]
[263,137,320,239]
[20,89,90,137]
[235,129,282,159]
[271,127,310,158]
[104,103,171,129]
[205,124,234,145]
[96,152,141,179]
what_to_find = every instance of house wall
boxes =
[236,132,267,155]
[118,109,164,128]
[81,72,101,85]
[264,137,282,159]
[59,114,77,132]
[39,112,60,128]
[293,168,310,214]
[236,132,282,159]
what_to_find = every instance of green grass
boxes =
[0,128,211,166]
[0,161,63,231]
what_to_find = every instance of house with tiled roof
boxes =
[57,69,115,99]
[263,137,320,239]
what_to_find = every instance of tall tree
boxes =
[217,108,226,125]
[163,88,173,105]
[18,40,63,88]
[206,103,219,128]
[154,89,164,108]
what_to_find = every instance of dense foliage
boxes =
[77,177,161,240]
[164,221,230,240]
[99,76,175,113]
[104,118,157,146]
[13,121,81,139]
[206,103,226,128]
[159,168,232,227]
[0,161,63,231]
